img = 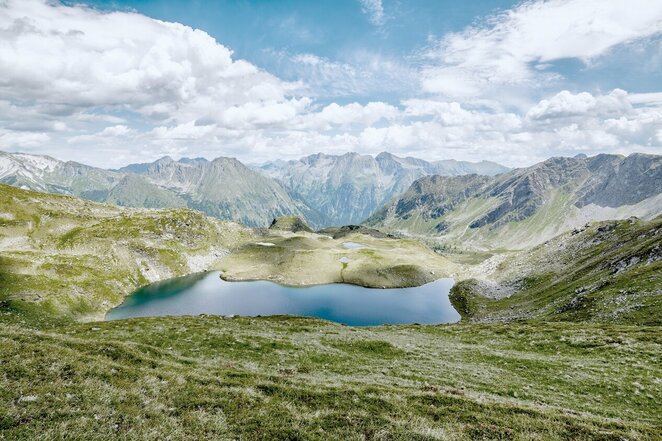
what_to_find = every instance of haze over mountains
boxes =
[256,152,508,226]
[0,150,507,228]
[367,153,662,249]
[2,149,660,246]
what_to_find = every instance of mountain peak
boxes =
[376,151,396,160]
[155,156,174,164]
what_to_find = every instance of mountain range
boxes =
[366,153,662,249]
[2,150,660,247]
[255,152,508,226]
[0,150,506,228]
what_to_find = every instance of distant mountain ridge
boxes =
[0,150,507,228]
[0,151,310,227]
[121,155,320,227]
[366,153,662,249]
[255,151,509,226]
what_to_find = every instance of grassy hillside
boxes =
[1,184,660,439]
[1,316,659,440]
[218,230,458,288]
[450,216,662,325]
[0,184,252,321]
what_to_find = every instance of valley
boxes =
[0,152,660,440]
[0,184,454,321]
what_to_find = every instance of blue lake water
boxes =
[106,272,460,326]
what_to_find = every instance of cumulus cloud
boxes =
[0,130,50,148]
[0,0,660,168]
[297,102,398,130]
[0,0,302,126]
[527,89,631,119]
[421,0,662,97]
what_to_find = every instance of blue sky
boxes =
[81,0,662,99]
[1,0,661,167]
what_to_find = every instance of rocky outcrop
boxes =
[269,216,313,233]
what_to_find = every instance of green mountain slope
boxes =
[0,151,318,228]
[0,184,252,320]
[367,153,662,249]
[105,174,187,209]
[135,156,321,227]
[451,216,662,325]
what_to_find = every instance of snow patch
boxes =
[13,153,60,171]
[0,156,18,178]
[256,242,275,246]
[342,241,366,249]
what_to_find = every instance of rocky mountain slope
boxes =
[0,151,122,201]
[367,153,662,249]
[0,151,315,227]
[451,215,662,325]
[117,156,321,227]
[256,152,508,226]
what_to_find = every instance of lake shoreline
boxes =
[106,272,460,326]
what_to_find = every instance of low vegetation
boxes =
[218,228,457,288]
[451,216,662,325]
[0,184,252,320]
[1,184,661,439]
[1,314,660,440]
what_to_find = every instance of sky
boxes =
[0,0,661,168]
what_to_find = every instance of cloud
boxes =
[0,0,660,168]
[274,51,417,99]
[358,0,384,26]
[0,129,50,148]
[298,102,398,130]
[421,0,662,97]
[526,89,631,119]
[0,0,301,126]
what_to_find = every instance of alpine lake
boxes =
[106,272,460,326]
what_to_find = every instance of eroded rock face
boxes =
[578,153,662,208]
[368,153,662,247]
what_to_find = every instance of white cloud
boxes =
[527,89,631,119]
[358,0,384,26]
[0,129,50,148]
[0,0,660,168]
[421,0,662,97]
[298,102,398,130]
[278,51,417,98]
[0,0,301,127]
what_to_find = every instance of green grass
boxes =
[1,184,661,439]
[1,315,660,440]
[451,217,662,325]
[0,184,254,320]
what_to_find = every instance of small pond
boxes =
[106,272,460,326]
